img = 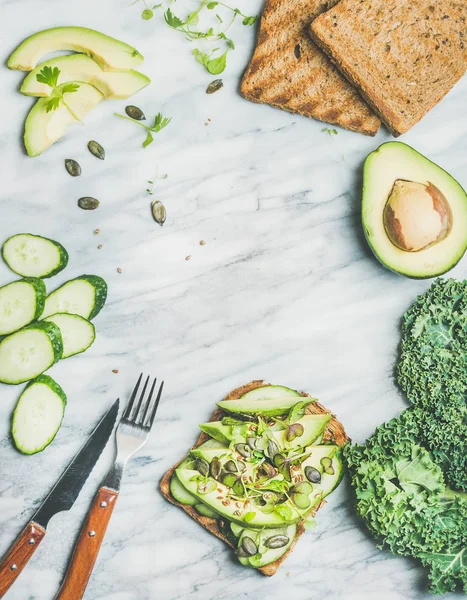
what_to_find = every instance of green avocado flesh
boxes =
[20,55,150,99]
[362,142,467,278]
[24,82,103,157]
[217,385,311,417]
[168,385,344,570]
[8,26,144,72]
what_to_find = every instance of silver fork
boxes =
[54,375,164,600]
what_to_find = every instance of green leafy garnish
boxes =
[136,0,257,74]
[36,67,80,114]
[243,511,256,523]
[115,112,171,148]
[323,127,338,136]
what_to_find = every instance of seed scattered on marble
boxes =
[200,240,206,246]
[185,255,191,261]
[125,105,146,121]
[206,79,223,94]
[117,267,122,273]
[94,229,100,235]
[98,245,103,249]
[65,159,81,177]
[78,197,99,210]
[151,200,167,226]
[88,140,105,160]
[112,369,119,374]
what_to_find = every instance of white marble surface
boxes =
[0,0,467,598]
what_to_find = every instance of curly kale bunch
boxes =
[345,410,467,595]
[397,278,467,491]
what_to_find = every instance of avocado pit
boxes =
[383,180,452,252]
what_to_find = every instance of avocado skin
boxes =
[362,142,467,279]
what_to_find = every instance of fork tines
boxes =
[123,374,164,429]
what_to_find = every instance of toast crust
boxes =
[160,380,350,576]
[310,0,467,136]
[240,0,380,136]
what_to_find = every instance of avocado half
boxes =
[362,142,467,278]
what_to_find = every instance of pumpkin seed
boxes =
[235,443,251,458]
[195,457,209,477]
[206,79,223,94]
[221,473,237,487]
[151,200,167,226]
[259,463,277,479]
[237,461,246,472]
[65,159,81,177]
[304,466,321,484]
[224,460,238,473]
[267,439,280,459]
[125,105,146,120]
[232,478,245,497]
[242,536,258,556]
[210,456,222,479]
[87,140,105,160]
[265,535,290,549]
[246,437,257,451]
[78,197,99,210]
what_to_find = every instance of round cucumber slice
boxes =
[2,233,68,278]
[12,374,66,454]
[170,473,197,506]
[194,503,219,518]
[44,313,95,359]
[0,321,63,384]
[0,278,46,335]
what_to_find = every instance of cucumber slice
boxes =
[230,522,245,538]
[0,278,46,335]
[44,313,95,359]
[194,503,219,518]
[12,374,66,454]
[41,275,107,320]
[2,234,68,278]
[0,321,62,384]
[170,472,197,506]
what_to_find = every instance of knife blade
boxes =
[0,398,119,598]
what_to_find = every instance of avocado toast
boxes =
[160,380,349,575]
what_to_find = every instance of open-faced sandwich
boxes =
[160,380,349,575]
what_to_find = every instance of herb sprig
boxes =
[134,0,257,74]
[115,112,172,148]
[36,66,80,115]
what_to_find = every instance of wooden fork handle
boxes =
[0,521,46,597]
[54,487,119,600]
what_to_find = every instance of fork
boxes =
[54,374,164,600]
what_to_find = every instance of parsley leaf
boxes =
[115,111,171,148]
[36,66,60,88]
[37,67,80,113]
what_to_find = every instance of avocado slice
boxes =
[20,55,150,100]
[24,82,103,157]
[176,468,298,527]
[8,27,143,72]
[362,142,467,278]
[199,421,239,445]
[217,385,313,417]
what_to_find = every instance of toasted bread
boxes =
[310,0,467,136]
[160,380,349,576]
[240,0,380,136]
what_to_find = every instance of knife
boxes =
[0,399,119,598]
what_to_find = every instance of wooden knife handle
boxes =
[0,521,46,597]
[55,487,118,600]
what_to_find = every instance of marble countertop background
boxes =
[0,0,467,598]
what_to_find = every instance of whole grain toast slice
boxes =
[240,0,380,136]
[160,380,349,576]
[310,0,467,136]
